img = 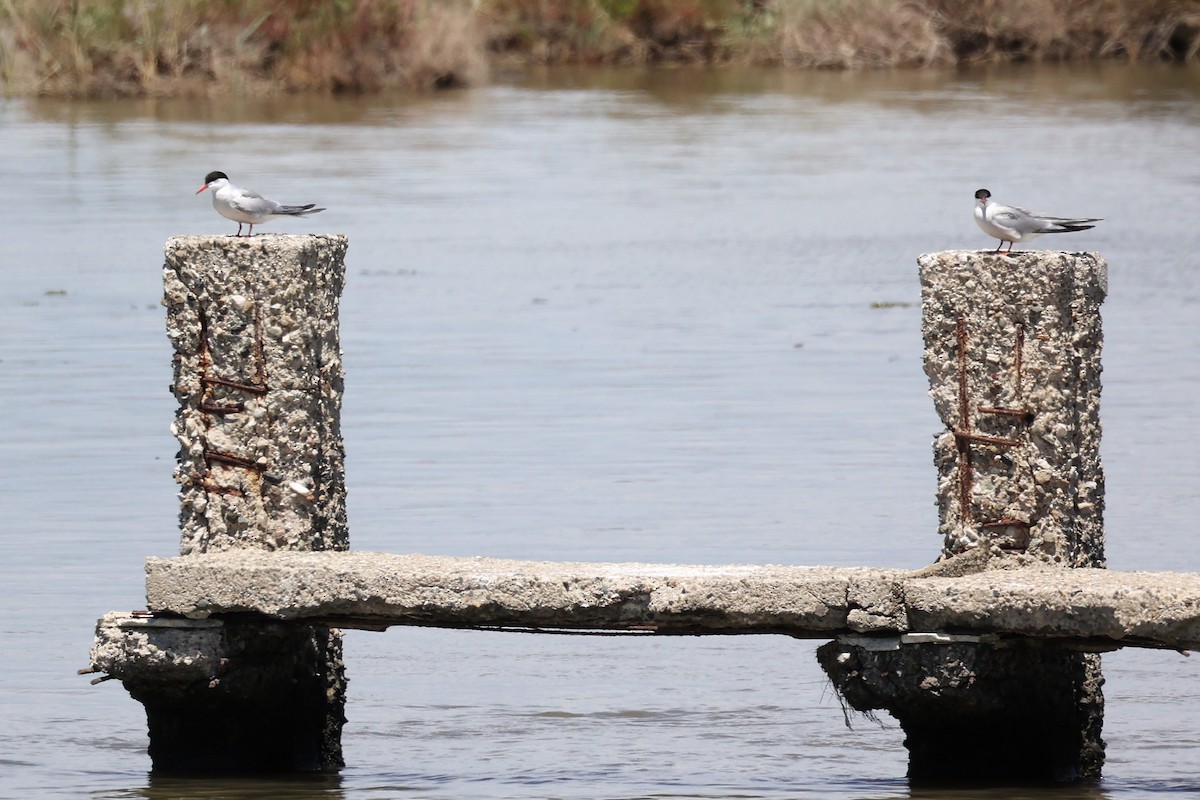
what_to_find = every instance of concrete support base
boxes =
[818,641,1104,783]
[114,620,346,772]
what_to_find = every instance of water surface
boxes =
[2,62,1199,798]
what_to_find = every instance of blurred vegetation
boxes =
[2,0,1198,97]
[0,0,485,95]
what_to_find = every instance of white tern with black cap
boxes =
[196,171,325,237]
[974,188,1100,254]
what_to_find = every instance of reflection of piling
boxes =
[819,250,1108,783]
[102,235,350,771]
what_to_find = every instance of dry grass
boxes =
[404,2,487,88]
[928,0,1200,63]
[1,0,1198,98]
[0,0,485,97]
[764,0,953,68]
[482,0,1200,68]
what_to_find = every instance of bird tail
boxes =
[277,204,325,217]
[1041,216,1101,234]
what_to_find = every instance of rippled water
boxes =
[2,63,1200,798]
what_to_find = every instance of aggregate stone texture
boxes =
[91,612,225,684]
[163,235,349,554]
[918,250,1106,565]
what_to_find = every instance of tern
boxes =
[196,171,325,236]
[974,189,1100,254]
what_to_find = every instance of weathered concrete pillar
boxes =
[920,250,1106,565]
[819,250,1108,783]
[164,235,349,554]
[91,235,350,771]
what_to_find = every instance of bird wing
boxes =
[228,189,279,216]
[1038,214,1103,225]
[1006,205,1100,232]
[990,205,1048,236]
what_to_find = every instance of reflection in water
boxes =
[18,62,1200,129]
[4,62,1200,799]
[512,61,1200,115]
[132,773,344,799]
[904,786,1113,800]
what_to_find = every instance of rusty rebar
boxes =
[1015,322,1025,396]
[982,518,1031,529]
[204,449,264,472]
[984,517,1032,551]
[954,430,1022,448]
[251,303,266,386]
[201,375,267,395]
[195,303,212,365]
[199,401,246,415]
[199,480,245,498]
[978,405,1035,423]
[956,315,972,524]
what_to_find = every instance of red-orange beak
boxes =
[195,183,209,194]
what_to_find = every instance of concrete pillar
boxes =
[102,235,350,771]
[163,235,349,554]
[920,250,1106,566]
[819,250,1108,783]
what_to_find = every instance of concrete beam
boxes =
[143,551,906,633]
[129,551,1200,650]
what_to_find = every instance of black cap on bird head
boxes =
[203,171,229,185]
[975,188,991,201]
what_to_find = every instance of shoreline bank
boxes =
[3,0,1199,99]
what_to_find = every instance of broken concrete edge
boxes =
[82,550,1200,655]
[87,610,341,688]
[91,611,227,684]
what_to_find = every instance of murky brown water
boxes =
[2,62,1200,798]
